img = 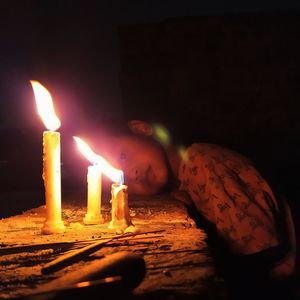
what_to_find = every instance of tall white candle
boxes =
[31,80,65,234]
[83,165,104,224]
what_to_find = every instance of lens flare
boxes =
[153,123,171,146]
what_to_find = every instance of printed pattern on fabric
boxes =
[178,143,280,255]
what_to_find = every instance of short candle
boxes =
[108,182,133,234]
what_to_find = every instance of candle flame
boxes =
[73,136,99,164]
[30,80,61,131]
[73,136,124,184]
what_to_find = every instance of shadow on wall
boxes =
[118,12,300,199]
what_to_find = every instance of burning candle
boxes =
[73,137,104,225]
[31,80,65,234]
[84,166,103,224]
[73,136,134,233]
[109,182,133,234]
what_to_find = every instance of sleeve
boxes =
[178,143,281,255]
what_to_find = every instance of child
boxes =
[98,119,297,295]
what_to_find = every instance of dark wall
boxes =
[118,13,300,201]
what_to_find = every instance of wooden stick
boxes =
[41,229,164,274]
[0,242,75,256]
[22,252,146,299]
[0,229,164,256]
[0,239,108,256]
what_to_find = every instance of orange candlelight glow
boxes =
[31,80,65,234]
[73,136,124,184]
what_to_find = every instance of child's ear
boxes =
[127,120,153,136]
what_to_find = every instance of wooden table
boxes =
[0,193,227,299]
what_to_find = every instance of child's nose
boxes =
[130,168,142,184]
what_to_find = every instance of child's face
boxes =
[102,135,169,195]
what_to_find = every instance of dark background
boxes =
[0,1,300,227]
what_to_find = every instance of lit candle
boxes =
[84,166,103,224]
[73,137,104,224]
[31,80,65,234]
[73,136,134,233]
[109,182,133,234]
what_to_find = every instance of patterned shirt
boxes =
[178,143,280,255]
